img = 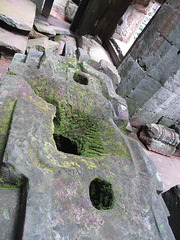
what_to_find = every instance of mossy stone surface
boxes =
[0,50,175,240]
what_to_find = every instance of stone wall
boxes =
[117,0,180,130]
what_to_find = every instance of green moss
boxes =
[119,121,131,136]
[7,71,16,75]
[0,100,17,162]
[54,34,62,41]
[0,183,19,190]
[54,105,105,157]
[100,120,130,158]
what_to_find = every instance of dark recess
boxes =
[73,72,88,85]
[162,186,180,240]
[53,134,79,155]
[14,178,29,240]
[89,177,114,210]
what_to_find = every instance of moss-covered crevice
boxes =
[25,74,105,157]
[53,104,104,157]
[119,121,131,136]
[99,120,130,158]
[89,177,114,210]
[73,72,88,85]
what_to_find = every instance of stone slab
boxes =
[96,59,121,90]
[29,28,46,39]
[0,0,36,31]
[78,36,113,65]
[27,37,59,52]
[34,19,71,35]
[0,27,28,53]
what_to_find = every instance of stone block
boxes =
[0,27,28,54]
[29,28,46,39]
[0,189,21,240]
[117,56,146,98]
[27,37,59,52]
[0,51,176,240]
[162,95,180,120]
[78,36,113,64]
[165,0,180,10]
[131,88,179,127]
[25,49,43,68]
[139,36,172,71]
[164,69,180,95]
[158,116,177,128]
[34,19,71,35]
[148,46,180,85]
[65,0,78,23]
[60,35,77,46]
[130,27,159,60]
[76,47,89,62]
[96,59,121,90]
[167,24,180,49]
[151,3,180,38]
[62,42,77,58]
[0,0,36,31]
[57,40,66,55]
[128,77,161,116]
[139,124,179,156]
[147,138,176,156]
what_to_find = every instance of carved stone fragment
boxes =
[139,123,180,156]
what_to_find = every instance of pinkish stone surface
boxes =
[0,0,36,31]
[130,133,180,192]
[0,60,10,80]
[0,27,28,53]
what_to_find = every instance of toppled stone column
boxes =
[139,123,180,156]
